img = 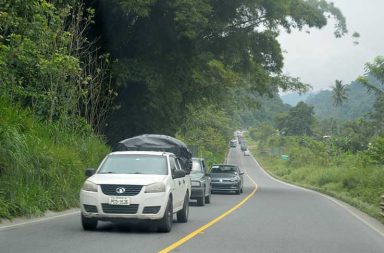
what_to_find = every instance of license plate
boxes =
[109,196,130,205]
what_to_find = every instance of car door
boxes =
[201,160,211,195]
[169,156,183,209]
[176,158,190,196]
[237,166,244,189]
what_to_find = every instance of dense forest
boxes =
[0,0,362,218]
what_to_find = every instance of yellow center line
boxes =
[158,154,258,253]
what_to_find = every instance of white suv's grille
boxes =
[100,185,143,196]
[101,204,139,214]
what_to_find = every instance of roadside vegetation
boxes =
[244,58,384,221]
[0,97,109,218]
[247,134,384,222]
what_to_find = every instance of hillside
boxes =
[280,92,311,106]
[305,81,376,120]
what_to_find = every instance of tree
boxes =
[276,102,316,136]
[331,79,348,135]
[358,56,384,96]
[176,102,233,166]
[85,0,347,142]
[0,1,114,133]
[358,56,384,135]
[331,80,348,107]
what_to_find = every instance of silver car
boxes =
[210,164,244,194]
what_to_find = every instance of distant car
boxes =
[230,140,237,148]
[244,150,250,156]
[240,143,247,151]
[210,164,244,194]
[190,158,212,206]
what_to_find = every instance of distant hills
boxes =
[280,92,311,106]
[280,81,376,121]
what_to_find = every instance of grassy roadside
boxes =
[0,97,110,219]
[246,139,384,224]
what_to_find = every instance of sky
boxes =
[278,0,384,92]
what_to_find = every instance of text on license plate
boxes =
[109,197,130,205]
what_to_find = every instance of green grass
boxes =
[247,137,384,223]
[0,97,110,219]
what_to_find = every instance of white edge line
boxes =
[0,210,80,230]
[249,153,384,238]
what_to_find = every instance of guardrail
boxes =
[381,195,384,216]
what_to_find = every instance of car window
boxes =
[169,157,177,172]
[211,165,237,174]
[98,154,168,175]
[191,160,203,174]
[175,158,182,170]
[201,160,206,173]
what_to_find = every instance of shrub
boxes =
[0,97,109,218]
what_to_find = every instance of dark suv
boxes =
[190,158,212,206]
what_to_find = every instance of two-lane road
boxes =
[176,146,384,252]
[1,147,384,252]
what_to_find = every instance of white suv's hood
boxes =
[88,174,167,185]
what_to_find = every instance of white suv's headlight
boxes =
[145,182,166,193]
[82,180,98,192]
[191,181,201,187]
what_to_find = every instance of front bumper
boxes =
[80,189,168,221]
[190,186,204,199]
[211,181,241,192]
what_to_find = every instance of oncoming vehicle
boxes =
[210,164,244,194]
[80,135,192,233]
[230,140,237,148]
[190,158,211,206]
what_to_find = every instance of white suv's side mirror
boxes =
[173,170,186,179]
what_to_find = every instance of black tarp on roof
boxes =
[114,134,192,171]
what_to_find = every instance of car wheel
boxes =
[240,187,243,194]
[81,213,98,231]
[197,190,206,206]
[158,197,173,233]
[177,193,189,222]
[236,188,241,195]
[205,191,211,204]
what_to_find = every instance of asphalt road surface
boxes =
[1,146,384,253]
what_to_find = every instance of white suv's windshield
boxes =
[98,155,168,175]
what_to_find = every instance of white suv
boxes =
[80,151,191,232]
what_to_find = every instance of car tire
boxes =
[177,193,189,223]
[236,188,241,195]
[158,197,173,233]
[205,191,211,204]
[81,213,98,231]
[197,191,205,206]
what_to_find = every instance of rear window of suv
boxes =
[98,154,168,175]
